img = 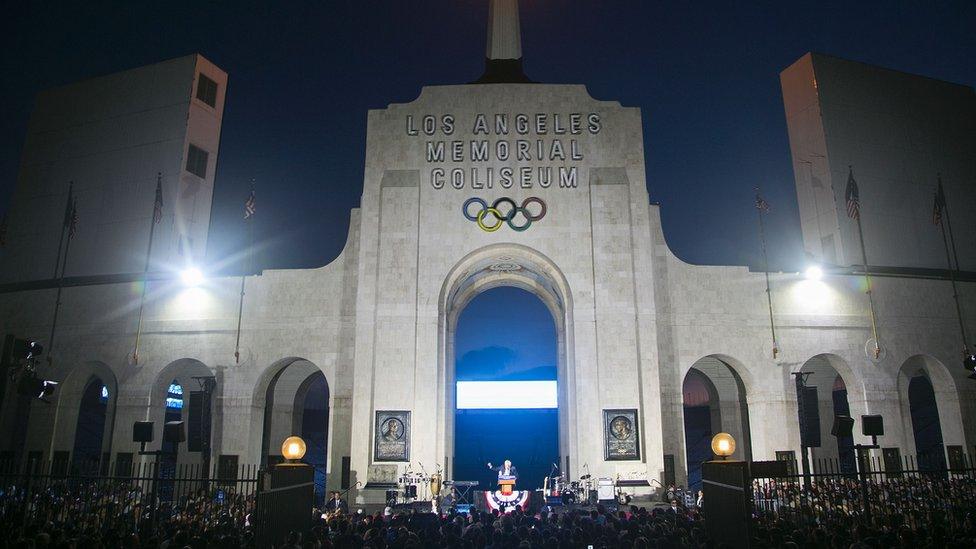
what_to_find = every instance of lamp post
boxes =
[256,436,315,547]
[702,433,750,548]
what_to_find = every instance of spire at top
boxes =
[487,0,522,60]
[475,0,533,84]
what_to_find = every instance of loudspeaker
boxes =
[663,454,676,487]
[862,415,884,437]
[341,456,351,489]
[133,421,154,443]
[796,384,821,447]
[163,420,185,443]
[831,415,854,437]
[187,391,212,452]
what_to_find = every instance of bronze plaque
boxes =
[604,409,640,460]
[374,410,410,462]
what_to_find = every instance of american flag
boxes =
[153,174,163,224]
[845,167,860,220]
[755,192,770,212]
[932,177,946,226]
[68,198,78,238]
[244,189,256,220]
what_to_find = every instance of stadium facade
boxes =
[1,0,974,502]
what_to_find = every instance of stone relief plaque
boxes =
[366,464,398,486]
[374,410,410,462]
[604,409,640,461]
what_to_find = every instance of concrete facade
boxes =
[0,54,227,283]
[781,53,976,270]
[2,5,975,503]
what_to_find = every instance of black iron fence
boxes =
[751,453,976,535]
[0,457,260,544]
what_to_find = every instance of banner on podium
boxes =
[484,490,530,513]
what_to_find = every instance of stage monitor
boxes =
[456,380,557,409]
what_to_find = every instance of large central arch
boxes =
[437,244,577,478]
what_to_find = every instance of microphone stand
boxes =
[330,481,361,512]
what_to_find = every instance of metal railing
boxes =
[0,457,260,543]
[751,454,976,534]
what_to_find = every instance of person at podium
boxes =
[487,459,518,479]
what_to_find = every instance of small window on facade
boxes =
[196,73,218,108]
[186,144,208,178]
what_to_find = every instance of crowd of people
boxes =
[2,472,976,547]
[751,474,976,547]
[0,481,256,547]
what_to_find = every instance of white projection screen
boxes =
[455,380,558,409]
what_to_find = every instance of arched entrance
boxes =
[49,361,118,474]
[452,286,559,489]
[897,355,963,471]
[681,355,751,488]
[253,358,330,499]
[150,359,215,468]
[908,375,945,470]
[438,244,576,481]
[681,369,720,490]
[798,354,858,473]
[71,378,109,473]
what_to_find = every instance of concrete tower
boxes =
[486,0,522,60]
[477,0,532,83]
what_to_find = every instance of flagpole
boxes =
[51,182,72,278]
[48,199,76,358]
[133,173,162,365]
[755,187,778,358]
[234,181,256,364]
[937,176,969,353]
[853,199,881,359]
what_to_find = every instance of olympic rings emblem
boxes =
[462,197,547,232]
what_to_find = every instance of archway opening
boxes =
[799,355,855,473]
[453,286,558,490]
[829,376,856,472]
[258,359,329,501]
[160,379,184,501]
[296,372,329,503]
[682,356,751,490]
[70,377,108,473]
[682,370,717,491]
[908,373,946,471]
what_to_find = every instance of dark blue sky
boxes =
[456,287,556,381]
[1,1,973,273]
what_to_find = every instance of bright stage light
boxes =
[804,266,823,281]
[456,380,558,409]
[180,267,204,287]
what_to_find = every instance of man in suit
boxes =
[325,490,348,514]
[487,459,518,479]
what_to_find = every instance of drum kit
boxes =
[544,473,595,505]
[396,470,442,503]
[544,472,642,505]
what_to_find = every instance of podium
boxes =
[497,474,517,495]
[486,475,528,513]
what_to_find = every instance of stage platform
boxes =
[349,494,668,517]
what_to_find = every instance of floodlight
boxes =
[804,266,823,281]
[180,267,204,287]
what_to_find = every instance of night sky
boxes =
[1,1,973,274]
